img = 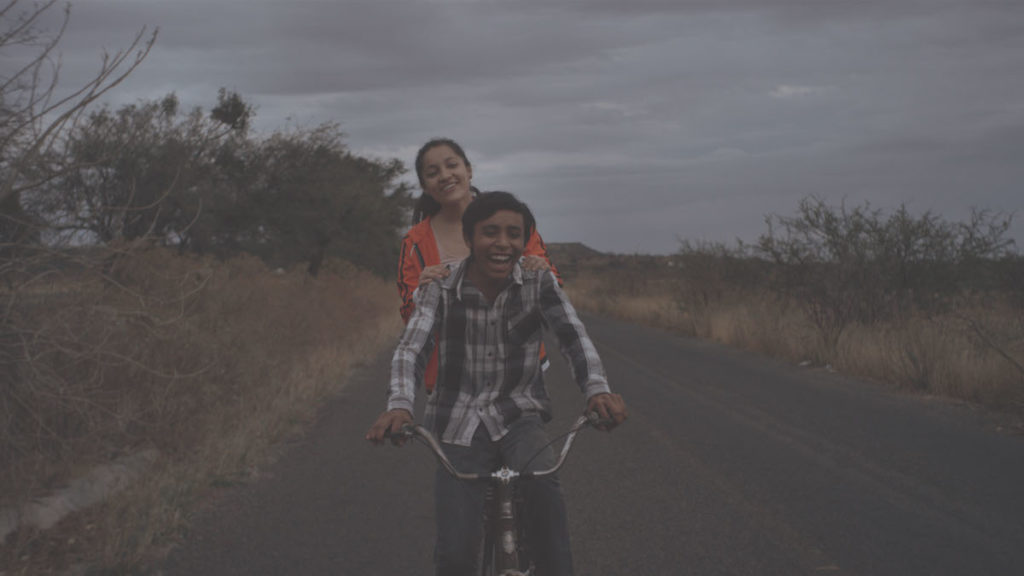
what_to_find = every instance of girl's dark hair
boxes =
[412,138,474,224]
[461,191,535,244]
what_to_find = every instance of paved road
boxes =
[160,314,1024,575]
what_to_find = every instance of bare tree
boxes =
[1,0,156,248]
[1,0,157,503]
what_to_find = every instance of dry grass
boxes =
[566,265,1024,413]
[0,248,402,574]
[564,275,686,333]
[836,313,1024,406]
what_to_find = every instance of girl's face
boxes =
[419,145,473,208]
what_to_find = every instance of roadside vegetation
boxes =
[1,250,400,574]
[2,3,404,573]
[559,198,1024,414]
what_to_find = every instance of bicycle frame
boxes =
[395,413,599,576]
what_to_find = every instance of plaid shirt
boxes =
[387,259,610,446]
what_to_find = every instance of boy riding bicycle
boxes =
[367,191,627,576]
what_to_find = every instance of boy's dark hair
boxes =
[462,191,535,243]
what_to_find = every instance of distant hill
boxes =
[545,242,605,266]
[545,243,684,278]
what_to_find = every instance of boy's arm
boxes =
[367,281,441,444]
[388,280,442,413]
[536,270,628,429]
[537,269,610,399]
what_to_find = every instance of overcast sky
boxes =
[30,0,1024,254]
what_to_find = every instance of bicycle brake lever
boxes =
[383,424,416,441]
[585,410,615,429]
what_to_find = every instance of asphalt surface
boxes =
[160,314,1024,575]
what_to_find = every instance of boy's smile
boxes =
[465,209,525,299]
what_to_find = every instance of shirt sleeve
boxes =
[387,280,441,414]
[536,270,610,399]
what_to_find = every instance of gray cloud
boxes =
[27,0,1024,253]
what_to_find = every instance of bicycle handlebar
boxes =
[389,412,606,481]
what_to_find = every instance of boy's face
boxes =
[465,209,526,282]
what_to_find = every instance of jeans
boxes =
[434,415,574,576]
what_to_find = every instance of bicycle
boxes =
[388,412,606,576]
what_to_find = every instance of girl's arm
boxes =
[524,228,563,286]
[396,236,422,324]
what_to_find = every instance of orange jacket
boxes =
[397,218,560,392]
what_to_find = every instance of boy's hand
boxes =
[366,409,414,445]
[587,393,627,431]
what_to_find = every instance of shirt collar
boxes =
[445,256,524,301]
